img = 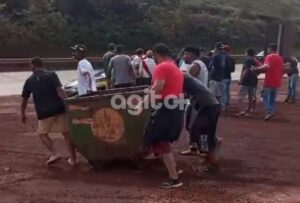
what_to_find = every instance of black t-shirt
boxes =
[223,55,236,79]
[284,56,299,76]
[183,74,219,108]
[22,70,66,120]
[240,56,258,87]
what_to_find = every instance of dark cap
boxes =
[71,44,87,53]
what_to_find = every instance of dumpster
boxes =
[64,86,150,167]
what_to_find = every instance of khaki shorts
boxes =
[38,114,69,135]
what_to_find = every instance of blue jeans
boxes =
[261,88,277,114]
[221,79,231,107]
[288,74,299,100]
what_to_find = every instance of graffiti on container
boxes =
[69,105,89,111]
[91,108,125,143]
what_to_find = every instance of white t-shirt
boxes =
[132,56,142,68]
[139,58,156,78]
[77,59,97,95]
[187,59,209,87]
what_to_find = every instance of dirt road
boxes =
[0,82,299,203]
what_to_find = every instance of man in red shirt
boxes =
[251,43,283,120]
[138,43,184,188]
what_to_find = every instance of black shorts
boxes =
[114,83,133,88]
[186,104,220,152]
[144,105,184,147]
[136,78,152,86]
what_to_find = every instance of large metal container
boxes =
[64,86,150,166]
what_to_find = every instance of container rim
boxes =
[65,86,149,102]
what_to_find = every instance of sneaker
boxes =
[67,158,79,166]
[161,178,183,188]
[264,113,275,121]
[46,155,61,166]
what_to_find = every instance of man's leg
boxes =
[39,134,57,155]
[156,142,182,188]
[39,134,60,165]
[226,79,231,106]
[290,74,298,101]
[38,118,61,165]
[247,88,254,113]
[236,86,249,117]
[287,76,292,101]
[262,88,272,114]
[251,87,257,112]
[221,80,227,109]
[62,132,77,165]
[196,105,221,174]
[269,88,277,114]
[162,152,178,180]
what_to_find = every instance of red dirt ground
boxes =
[0,81,299,203]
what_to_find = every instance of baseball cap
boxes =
[71,44,87,52]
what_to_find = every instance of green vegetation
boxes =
[0,0,300,57]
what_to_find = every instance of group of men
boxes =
[103,43,157,88]
[20,41,297,188]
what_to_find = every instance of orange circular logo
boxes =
[91,108,125,143]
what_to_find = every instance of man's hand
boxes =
[21,114,27,124]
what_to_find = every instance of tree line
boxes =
[0,0,299,57]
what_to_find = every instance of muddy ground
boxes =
[0,81,299,203]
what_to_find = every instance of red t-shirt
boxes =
[153,60,183,98]
[264,54,284,88]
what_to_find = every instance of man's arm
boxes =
[283,62,292,74]
[128,58,135,81]
[21,80,31,124]
[79,62,94,91]
[137,79,165,110]
[251,63,269,73]
[56,87,67,99]
[21,97,28,123]
[107,60,113,88]
[83,72,92,91]
[188,63,200,78]
[51,72,68,98]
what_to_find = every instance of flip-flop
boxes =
[46,156,61,166]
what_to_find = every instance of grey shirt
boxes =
[108,54,134,85]
[183,74,219,107]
